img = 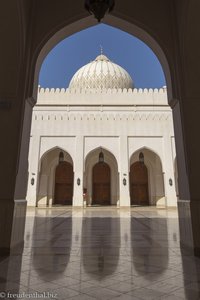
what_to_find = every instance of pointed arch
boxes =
[37,147,74,207]
[84,147,119,206]
[130,146,163,170]
[31,16,172,102]
[130,147,165,206]
[39,146,73,172]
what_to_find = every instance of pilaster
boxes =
[162,134,177,207]
[73,136,84,206]
[173,100,200,255]
[26,135,40,206]
[119,136,130,206]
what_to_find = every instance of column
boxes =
[0,98,33,255]
[169,0,200,256]
[0,1,32,255]
[119,136,130,206]
[26,135,40,206]
[73,136,84,206]
[173,100,200,256]
[162,135,177,207]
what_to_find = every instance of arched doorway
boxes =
[92,162,111,205]
[54,161,73,205]
[130,148,165,206]
[36,148,74,207]
[84,147,119,206]
[130,161,149,206]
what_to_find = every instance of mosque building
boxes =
[26,53,177,207]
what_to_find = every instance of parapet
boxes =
[36,87,168,106]
[38,86,167,94]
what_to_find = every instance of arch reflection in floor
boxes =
[0,207,200,300]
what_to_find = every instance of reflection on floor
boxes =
[1,207,200,299]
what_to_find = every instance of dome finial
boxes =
[100,45,103,55]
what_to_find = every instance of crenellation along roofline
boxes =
[38,87,167,94]
[36,87,168,106]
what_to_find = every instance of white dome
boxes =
[68,54,134,90]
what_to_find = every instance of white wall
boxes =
[26,88,177,207]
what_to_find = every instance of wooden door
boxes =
[92,162,111,205]
[130,162,149,205]
[54,162,73,205]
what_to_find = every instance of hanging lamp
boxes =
[139,152,144,164]
[99,148,104,163]
[59,151,64,163]
[85,0,115,22]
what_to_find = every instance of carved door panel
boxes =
[92,162,111,205]
[54,162,73,205]
[130,162,149,205]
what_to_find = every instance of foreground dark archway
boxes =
[1,1,200,256]
[32,15,173,100]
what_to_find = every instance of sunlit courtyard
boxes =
[1,207,200,299]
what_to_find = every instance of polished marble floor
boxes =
[1,207,200,299]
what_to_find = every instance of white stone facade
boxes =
[26,87,177,207]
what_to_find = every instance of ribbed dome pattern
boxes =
[68,54,134,90]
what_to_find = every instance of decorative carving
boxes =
[33,112,171,122]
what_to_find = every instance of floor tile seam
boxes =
[130,212,178,228]
[106,283,144,292]
[109,273,163,284]
[126,264,181,274]
[145,279,188,293]
[129,216,167,232]
[58,286,99,299]
[121,294,159,300]
[126,287,171,299]
[32,209,73,225]
[80,289,122,299]
[64,296,95,300]
[122,280,156,290]
[24,216,66,229]
[81,287,133,298]
[78,292,99,300]
[49,280,84,288]
[139,275,182,287]
[115,296,142,300]
[146,284,187,296]
[68,283,110,293]
[27,280,61,288]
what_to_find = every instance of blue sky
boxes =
[39,24,166,89]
